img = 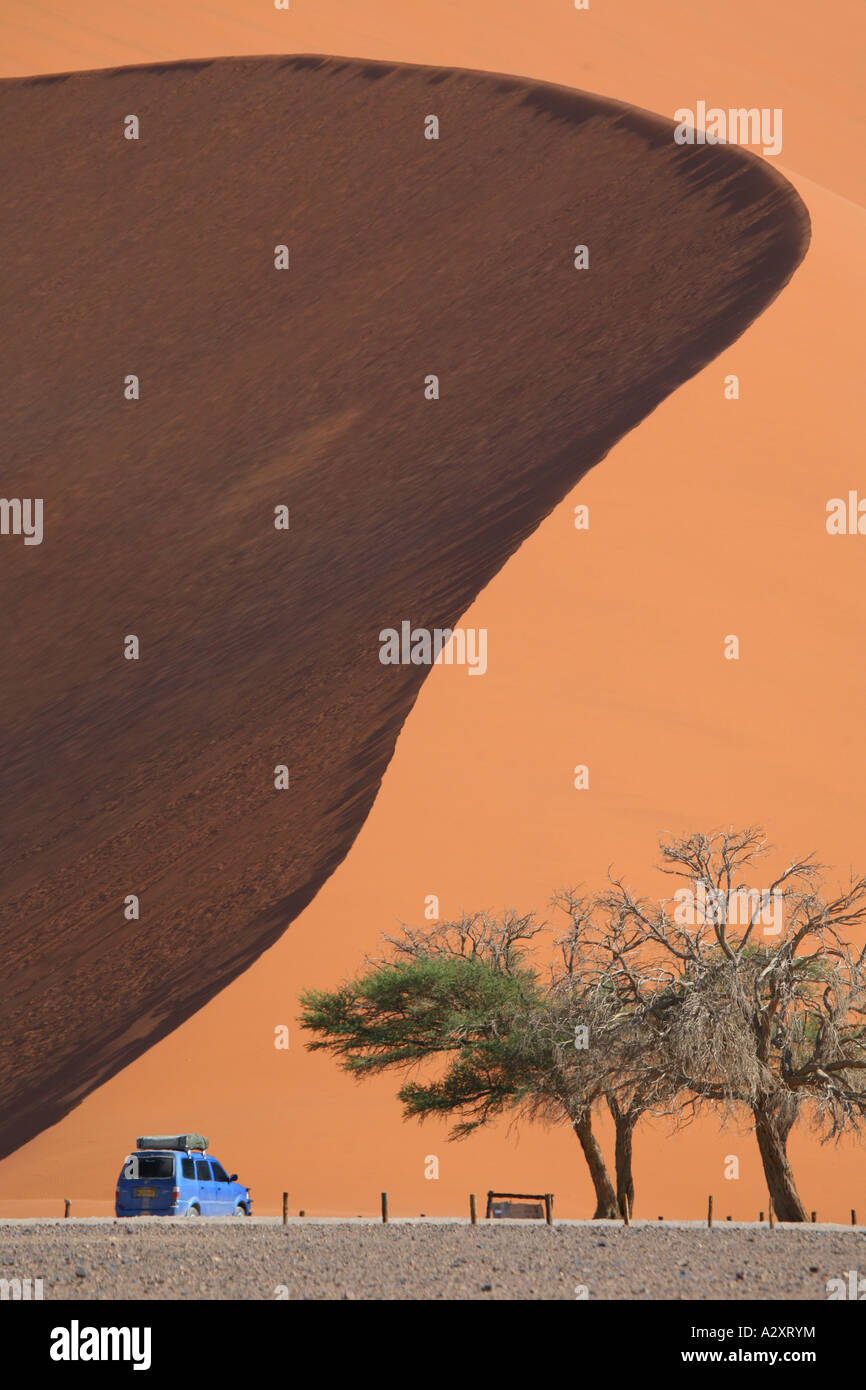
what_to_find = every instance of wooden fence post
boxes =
[282,1192,288,1226]
[64,1199,70,1218]
[485,1191,493,1220]
[707,1195,713,1229]
[769,1200,775,1229]
[381,1192,389,1224]
[621,1193,630,1227]
[470,1194,477,1226]
[544,1193,553,1226]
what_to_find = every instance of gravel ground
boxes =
[1,1218,863,1300]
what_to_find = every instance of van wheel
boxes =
[233,1204,247,1216]
[186,1205,201,1217]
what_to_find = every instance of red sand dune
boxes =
[0,55,809,1161]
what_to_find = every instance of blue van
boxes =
[115,1134,251,1217]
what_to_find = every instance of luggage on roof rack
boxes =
[136,1134,209,1152]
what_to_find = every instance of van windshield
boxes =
[135,1155,175,1179]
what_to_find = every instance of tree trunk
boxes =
[753,1096,807,1222]
[573,1113,618,1218]
[613,1112,636,1219]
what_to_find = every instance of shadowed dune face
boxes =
[0,56,808,1157]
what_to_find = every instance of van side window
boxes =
[182,1159,195,1180]
[211,1162,229,1183]
[195,1160,212,1181]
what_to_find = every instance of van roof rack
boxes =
[136,1134,209,1152]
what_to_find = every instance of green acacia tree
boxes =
[299,911,655,1217]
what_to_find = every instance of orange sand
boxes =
[1,2,864,1222]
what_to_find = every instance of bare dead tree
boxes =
[547,888,678,1217]
[600,828,866,1221]
[376,909,544,975]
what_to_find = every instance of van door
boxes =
[194,1158,215,1214]
[210,1160,232,1214]
[179,1156,196,1211]
[129,1152,176,1213]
